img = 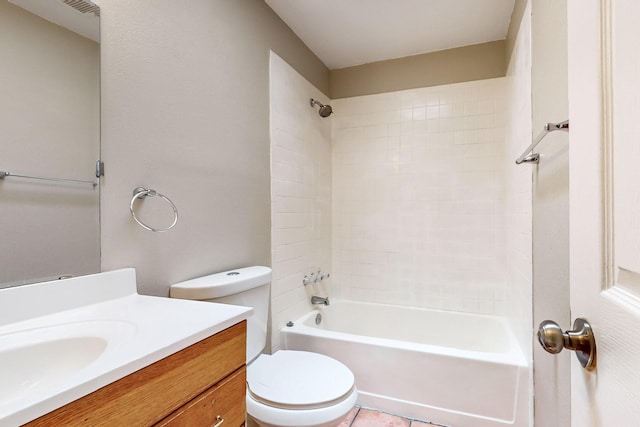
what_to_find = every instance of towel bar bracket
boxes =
[520,154,540,164]
[515,120,569,165]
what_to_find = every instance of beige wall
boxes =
[330,41,506,99]
[505,0,528,66]
[100,0,329,296]
[0,1,100,286]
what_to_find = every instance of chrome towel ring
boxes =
[130,187,178,232]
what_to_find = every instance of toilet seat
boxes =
[247,350,355,410]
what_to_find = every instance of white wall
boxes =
[531,0,571,425]
[331,79,508,314]
[504,2,533,361]
[504,3,534,425]
[269,52,333,352]
[0,1,100,286]
[504,4,570,425]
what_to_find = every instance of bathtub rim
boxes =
[282,300,528,368]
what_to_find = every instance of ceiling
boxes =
[265,0,516,70]
[9,0,100,42]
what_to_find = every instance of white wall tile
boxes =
[332,79,508,315]
[504,7,533,359]
[269,52,332,351]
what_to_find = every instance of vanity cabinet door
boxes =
[155,366,246,427]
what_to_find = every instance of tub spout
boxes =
[311,296,330,306]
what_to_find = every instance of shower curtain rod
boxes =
[515,120,569,164]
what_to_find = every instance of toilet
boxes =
[170,266,358,427]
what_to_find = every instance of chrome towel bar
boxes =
[0,161,103,187]
[515,120,569,165]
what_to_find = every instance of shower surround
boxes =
[269,51,522,353]
[269,52,333,352]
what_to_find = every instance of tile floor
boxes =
[338,406,447,427]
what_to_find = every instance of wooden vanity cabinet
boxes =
[24,321,247,427]
[155,366,246,426]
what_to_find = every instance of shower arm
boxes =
[309,98,333,117]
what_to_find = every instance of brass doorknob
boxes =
[537,318,596,370]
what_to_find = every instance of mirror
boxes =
[0,0,100,288]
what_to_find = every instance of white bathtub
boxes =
[281,300,529,427]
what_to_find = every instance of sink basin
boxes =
[0,337,106,404]
[0,268,253,426]
[0,321,135,406]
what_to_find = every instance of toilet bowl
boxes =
[247,351,357,427]
[170,266,357,427]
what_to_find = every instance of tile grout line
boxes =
[350,405,449,427]
[347,406,361,426]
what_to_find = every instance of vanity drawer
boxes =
[155,365,246,427]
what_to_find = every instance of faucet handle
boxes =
[303,270,330,285]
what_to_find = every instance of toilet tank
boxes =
[170,266,271,363]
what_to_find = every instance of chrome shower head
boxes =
[310,98,333,117]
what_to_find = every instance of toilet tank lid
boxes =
[170,266,271,300]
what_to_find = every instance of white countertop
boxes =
[0,268,252,426]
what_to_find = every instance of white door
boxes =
[568,0,640,425]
